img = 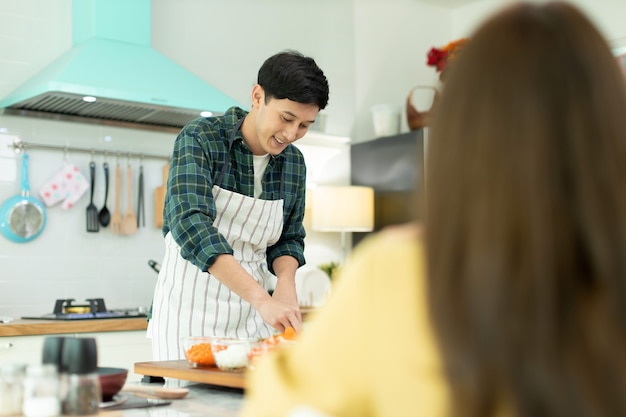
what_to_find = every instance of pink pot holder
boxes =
[39,164,89,210]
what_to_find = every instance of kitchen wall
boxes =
[150,0,454,142]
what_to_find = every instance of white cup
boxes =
[371,104,400,137]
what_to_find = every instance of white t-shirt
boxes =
[253,154,270,198]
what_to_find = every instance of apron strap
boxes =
[215,118,245,187]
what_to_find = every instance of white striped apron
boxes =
[148,120,285,361]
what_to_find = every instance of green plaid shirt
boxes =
[163,106,307,274]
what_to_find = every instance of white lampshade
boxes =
[311,186,374,232]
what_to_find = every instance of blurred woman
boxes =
[240,2,626,416]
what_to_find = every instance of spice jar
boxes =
[0,363,26,417]
[22,364,61,417]
[60,337,101,415]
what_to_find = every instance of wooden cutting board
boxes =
[154,163,169,228]
[134,360,245,389]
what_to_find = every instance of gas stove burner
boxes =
[22,297,148,321]
[53,298,108,315]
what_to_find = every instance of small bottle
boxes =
[0,363,26,417]
[60,337,101,416]
[22,364,61,417]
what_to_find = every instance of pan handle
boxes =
[148,260,161,274]
[21,153,31,197]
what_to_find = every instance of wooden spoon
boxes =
[120,384,189,399]
[109,164,123,235]
[122,164,137,235]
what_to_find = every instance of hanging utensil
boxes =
[136,163,145,228]
[86,161,99,232]
[148,260,161,274]
[122,163,137,235]
[154,163,169,228]
[109,163,123,235]
[0,152,47,243]
[98,162,111,227]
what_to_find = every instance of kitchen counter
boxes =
[99,383,243,417]
[0,318,148,337]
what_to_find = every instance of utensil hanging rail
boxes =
[9,139,170,161]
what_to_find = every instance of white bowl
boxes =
[210,338,261,372]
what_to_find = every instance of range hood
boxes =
[0,0,242,133]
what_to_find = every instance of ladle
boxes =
[98,162,111,227]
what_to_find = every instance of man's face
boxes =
[252,86,320,156]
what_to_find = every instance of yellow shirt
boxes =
[240,224,450,417]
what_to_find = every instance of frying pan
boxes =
[0,152,47,243]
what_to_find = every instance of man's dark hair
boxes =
[258,50,329,110]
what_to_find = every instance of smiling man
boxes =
[148,50,329,362]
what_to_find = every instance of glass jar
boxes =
[60,337,100,415]
[22,364,61,417]
[0,363,26,417]
[61,372,100,415]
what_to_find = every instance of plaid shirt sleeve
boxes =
[163,113,238,272]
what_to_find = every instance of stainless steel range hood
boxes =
[0,0,242,133]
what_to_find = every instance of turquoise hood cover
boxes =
[0,0,242,132]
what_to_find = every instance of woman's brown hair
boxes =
[425,2,626,416]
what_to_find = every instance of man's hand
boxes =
[256,298,302,333]
[268,255,302,331]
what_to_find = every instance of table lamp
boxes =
[311,185,375,262]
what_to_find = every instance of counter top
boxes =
[0,318,148,337]
[99,383,243,417]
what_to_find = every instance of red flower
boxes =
[426,38,468,74]
[427,47,447,71]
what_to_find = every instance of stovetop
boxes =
[21,298,148,321]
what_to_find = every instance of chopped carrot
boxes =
[261,326,298,347]
[283,326,297,341]
[262,335,281,346]
[185,342,215,367]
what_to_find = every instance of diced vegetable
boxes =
[185,342,215,367]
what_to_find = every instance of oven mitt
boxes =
[39,164,89,210]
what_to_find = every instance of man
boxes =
[148,50,329,361]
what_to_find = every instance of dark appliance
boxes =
[22,298,147,321]
[350,130,425,247]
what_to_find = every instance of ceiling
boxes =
[417,0,485,8]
